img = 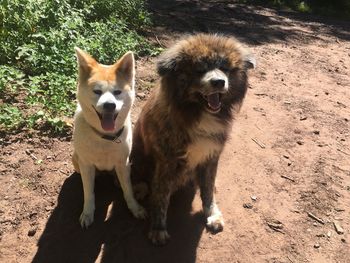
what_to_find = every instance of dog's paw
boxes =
[148,230,170,246]
[206,213,224,233]
[80,210,94,228]
[130,204,147,219]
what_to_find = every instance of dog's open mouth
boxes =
[93,107,118,131]
[203,93,222,113]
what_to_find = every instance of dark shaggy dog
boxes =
[131,34,255,245]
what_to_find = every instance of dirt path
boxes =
[1,1,350,262]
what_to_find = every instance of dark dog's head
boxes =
[157,34,255,117]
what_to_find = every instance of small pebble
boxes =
[243,203,253,209]
[28,229,36,237]
[137,92,146,99]
[314,243,320,249]
[251,195,257,201]
[334,221,344,234]
[327,231,332,238]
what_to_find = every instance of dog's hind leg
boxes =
[115,160,147,219]
[197,157,224,233]
[79,164,96,228]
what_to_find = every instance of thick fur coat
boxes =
[73,48,146,228]
[131,34,255,245]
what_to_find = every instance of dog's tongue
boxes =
[207,93,221,110]
[101,112,115,131]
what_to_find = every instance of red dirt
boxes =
[1,2,350,262]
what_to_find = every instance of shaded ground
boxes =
[1,1,350,262]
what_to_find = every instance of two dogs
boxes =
[72,34,255,244]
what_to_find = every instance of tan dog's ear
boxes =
[75,47,97,77]
[115,51,135,83]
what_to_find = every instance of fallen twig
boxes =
[251,138,266,149]
[337,148,350,156]
[287,255,294,263]
[267,221,285,234]
[281,175,295,182]
[266,219,285,234]
[254,93,268,96]
[307,212,325,225]
[334,221,344,234]
[155,35,164,47]
[59,169,69,176]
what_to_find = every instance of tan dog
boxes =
[73,48,146,228]
[131,34,255,245]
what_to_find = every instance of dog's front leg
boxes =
[79,164,96,228]
[148,162,172,245]
[197,157,224,232]
[115,160,146,219]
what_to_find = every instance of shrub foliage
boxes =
[0,0,154,134]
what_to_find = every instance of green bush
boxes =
[0,0,156,134]
[0,104,24,130]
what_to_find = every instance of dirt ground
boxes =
[1,1,350,262]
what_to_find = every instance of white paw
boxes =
[79,201,95,228]
[129,202,147,219]
[206,213,224,233]
[80,210,94,228]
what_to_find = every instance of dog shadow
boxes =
[32,172,204,263]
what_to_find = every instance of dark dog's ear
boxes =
[157,48,180,76]
[243,54,256,70]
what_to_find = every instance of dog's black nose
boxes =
[210,78,225,89]
[103,102,116,111]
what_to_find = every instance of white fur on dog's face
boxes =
[199,69,229,114]
[200,69,229,94]
[84,78,133,131]
[91,80,127,113]
[75,49,135,133]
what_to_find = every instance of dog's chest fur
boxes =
[73,111,131,171]
[185,113,227,170]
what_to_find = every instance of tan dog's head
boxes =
[157,34,255,116]
[75,48,135,132]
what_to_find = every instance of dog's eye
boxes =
[196,68,206,75]
[220,66,230,72]
[93,90,102,96]
[113,90,122,96]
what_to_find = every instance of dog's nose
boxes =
[103,102,116,111]
[210,78,225,89]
